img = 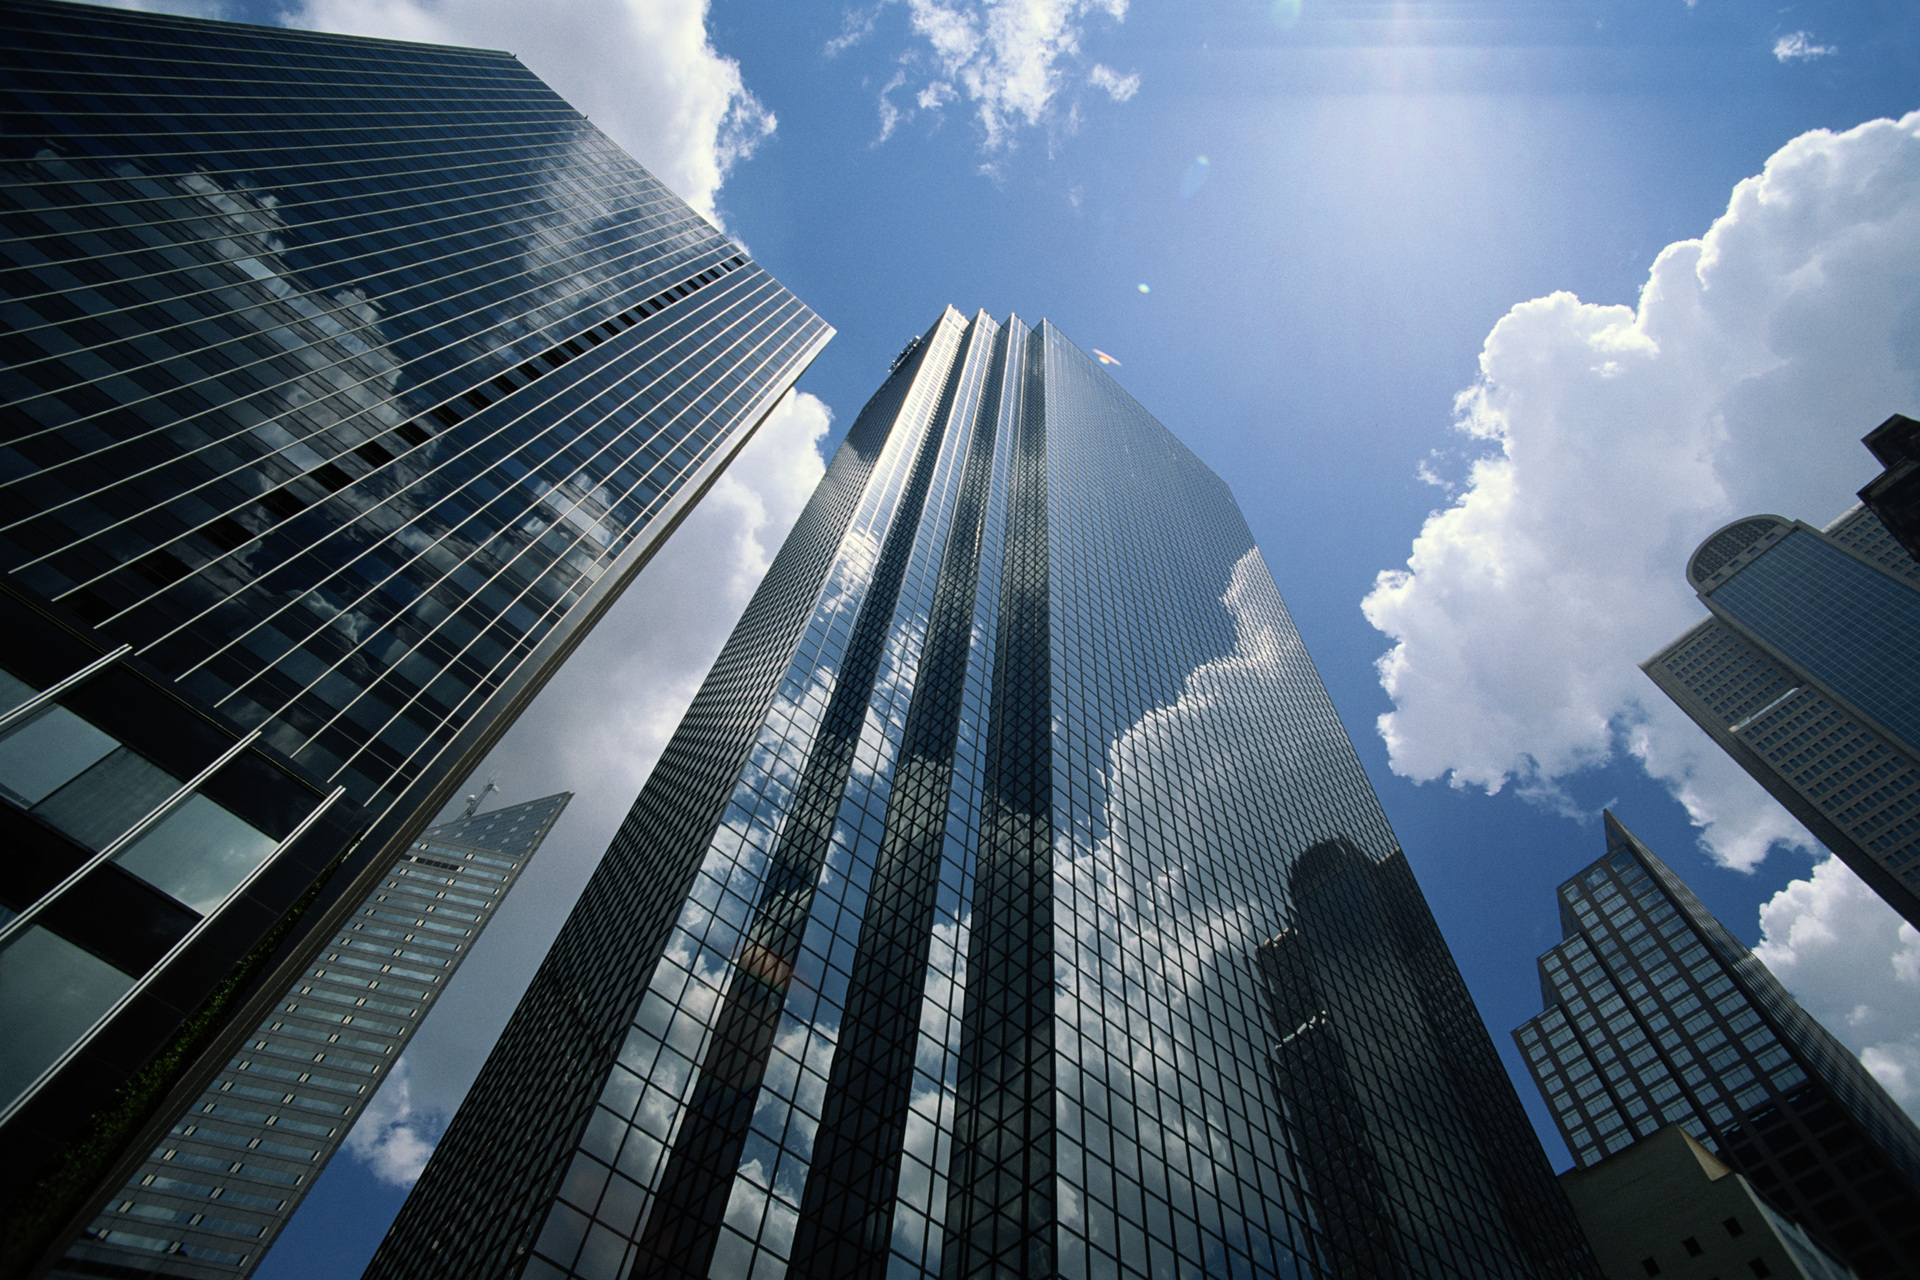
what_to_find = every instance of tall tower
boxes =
[55,791,570,1280]
[1513,813,1920,1279]
[1642,505,1920,927]
[0,0,827,1264]
[368,309,1598,1280]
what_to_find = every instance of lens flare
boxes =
[1137,283,1150,294]
[1178,154,1210,201]
[1092,349,1122,366]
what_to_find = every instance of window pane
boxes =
[112,794,279,915]
[33,747,179,851]
[0,705,117,807]
[0,926,133,1108]
[0,667,35,715]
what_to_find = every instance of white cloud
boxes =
[289,0,774,227]
[1754,856,1920,1118]
[379,390,833,1124]
[1361,111,1920,871]
[1774,31,1836,63]
[854,0,1134,150]
[343,1058,443,1187]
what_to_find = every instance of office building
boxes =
[1514,814,1920,1279]
[1857,414,1920,562]
[0,0,827,1267]
[54,790,569,1280]
[1560,1125,1855,1280]
[367,308,1599,1280]
[1642,502,1920,929]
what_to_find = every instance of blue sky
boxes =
[125,0,1919,1274]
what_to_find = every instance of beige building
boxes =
[1562,1125,1857,1280]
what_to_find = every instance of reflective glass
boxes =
[0,705,117,807]
[0,926,134,1107]
[33,746,179,852]
[112,794,277,915]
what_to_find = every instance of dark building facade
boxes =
[1642,504,1920,928]
[56,790,570,1280]
[0,0,827,1266]
[367,309,1598,1280]
[1514,814,1920,1279]
[1858,414,1920,563]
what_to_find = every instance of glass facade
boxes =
[55,790,570,1280]
[1514,813,1920,1279]
[1643,509,1920,927]
[366,309,1598,1280]
[0,0,825,1266]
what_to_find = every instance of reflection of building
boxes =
[1258,838,1597,1277]
[1560,1125,1856,1280]
[368,308,1598,1279]
[1642,499,1920,929]
[0,0,827,1266]
[55,790,569,1280]
[1513,814,1920,1279]
[1858,414,1920,562]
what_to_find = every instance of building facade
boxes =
[1642,507,1920,928]
[55,790,569,1280]
[1513,814,1920,1279]
[1857,414,1920,563]
[367,308,1599,1280]
[1558,1125,1856,1280]
[0,0,827,1265]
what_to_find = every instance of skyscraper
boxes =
[54,790,570,1280]
[367,308,1598,1280]
[0,0,827,1264]
[1857,414,1920,562]
[1513,813,1920,1279]
[1641,504,1920,927]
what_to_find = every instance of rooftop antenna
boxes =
[461,777,499,819]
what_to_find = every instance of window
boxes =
[1723,1216,1744,1237]
[1682,1237,1702,1257]
[1641,1258,1661,1276]
[1747,1260,1770,1278]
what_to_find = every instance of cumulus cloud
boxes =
[1362,111,1920,871]
[1774,32,1836,63]
[289,0,774,226]
[1753,857,1920,1118]
[378,391,833,1128]
[844,0,1137,150]
[343,1058,443,1187]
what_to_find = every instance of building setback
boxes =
[54,790,569,1280]
[1642,503,1920,928]
[366,308,1599,1280]
[1513,813,1920,1279]
[1558,1125,1856,1280]
[0,0,827,1266]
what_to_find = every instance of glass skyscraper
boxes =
[1514,813,1920,1279]
[0,0,826,1267]
[1642,506,1920,927]
[55,790,569,1280]
[367,309,1598,1280]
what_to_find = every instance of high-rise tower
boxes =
[367,309,1599,1280]
[1513,813,1920,1279]
[55,791,570,1280]
[0,0,827,1264]
[1642,503,1920,928]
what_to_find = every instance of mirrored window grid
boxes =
[54,792,570,1280]
[0,0,830,833]
[370,311,1597,1280]
[1515,817,1920,1279]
